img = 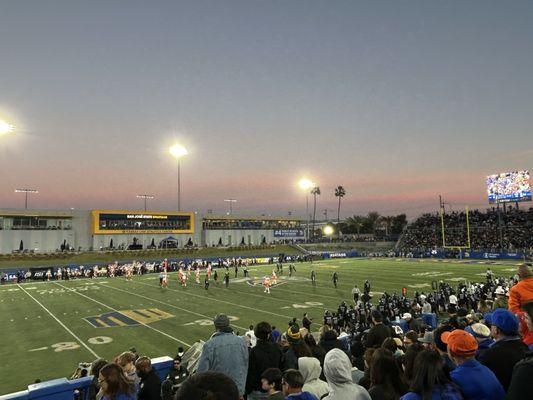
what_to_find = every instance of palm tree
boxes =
[346,215,365,235]
[334,186,346,224]
[379,215,395,236]
[311,186,321,239]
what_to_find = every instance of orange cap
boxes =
[441,329,478,357]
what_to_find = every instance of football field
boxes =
[0,257,520,394]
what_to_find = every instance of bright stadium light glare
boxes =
[169,143,188,159]
[298,178,314,190]
[0,119,14,135]
[323,225,334,236]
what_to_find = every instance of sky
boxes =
[1,1,532,219]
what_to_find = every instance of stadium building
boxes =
[0,208,303,253]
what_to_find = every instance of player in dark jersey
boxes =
[332,272,339,288]
[204,275,210,290]
[224,272,230,288]
[311,270,316,285]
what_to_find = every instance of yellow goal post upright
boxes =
[440,206,471,253]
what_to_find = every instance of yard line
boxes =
[53,282,191,347]
[17,284,100,359]
[132,280,296,321]
[95,282,249,331]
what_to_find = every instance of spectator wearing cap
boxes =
[417,331,435,350]
[464,323,493,359]
[478,308,529,391]
[197,313,249,396]
[402,313,422,334]
[246,321,284,400]
[506,301,533,399]
[443,329,504,400]
[492,287,508,310]
[364,311,392,349]
[283,324,312,370]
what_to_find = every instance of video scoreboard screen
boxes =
[92,210,194,234]
[486,170,531,204]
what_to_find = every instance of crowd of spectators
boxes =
[67,262,533,400]
[398,207,533,252]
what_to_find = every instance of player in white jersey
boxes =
[263,277,271,294]
[46,269,52,281]
[271,270,278,285]
[195,268,200,284]
[207,265,212,278]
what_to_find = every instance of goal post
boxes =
[440,206,471,250]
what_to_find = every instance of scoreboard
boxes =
[92,210,194,234]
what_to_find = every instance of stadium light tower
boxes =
[299,178,314,243]
[136,194,155,211]
[169,143,188,211]
[0,119,15,135]
[15,188,39,209]
[224,199,237,215]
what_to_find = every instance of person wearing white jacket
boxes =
[298,357,329,399]
[323,349,371,400]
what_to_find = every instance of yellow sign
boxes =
[91,210,194,235]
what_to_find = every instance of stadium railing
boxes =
[0,356,173,400]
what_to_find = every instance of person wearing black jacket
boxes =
[479,308,529,391]
[364,310,392,349]
[136,356,162,400]
[246,321,284,400]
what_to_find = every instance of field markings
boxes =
[53,282,191,347]
[132,280,298,321]
[95,281,249,331]
[16,284,100,359]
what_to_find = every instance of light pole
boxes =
[136,194,154,211]
[0,120,15,135]
[15,189,39,209]
[299,178,314,243]
[224,199,237,215]
[169,144,188,211]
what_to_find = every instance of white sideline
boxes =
[53,282,191,347]
[96,282,250,331]
[17,284,100,359]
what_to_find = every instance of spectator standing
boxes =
[302,313,312,331]
[400,350,463,400]
[88,358,108,400]
[368,348,408,400]
[135,356,161,400]
[98,363,136,400]
[323,348,371,400]
[365,311,392,348]
[283,324,312,370]
[116,351,140,392]
[508,264,533,313]
[478,308,529,391]
[246,322,284,400]
[298,357,329,400]
[197,314,249,396]
[506,301,533,399]
[443,330,505,400]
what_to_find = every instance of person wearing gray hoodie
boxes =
[298,357,329,400]
[323,349,371,400]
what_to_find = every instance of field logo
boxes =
[85,308,173,328]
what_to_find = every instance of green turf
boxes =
[0,257,521,394]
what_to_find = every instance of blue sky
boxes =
[1,1,532,217]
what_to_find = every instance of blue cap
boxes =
[489,308,519,335]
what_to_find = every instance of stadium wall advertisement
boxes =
[273,229,305,237]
